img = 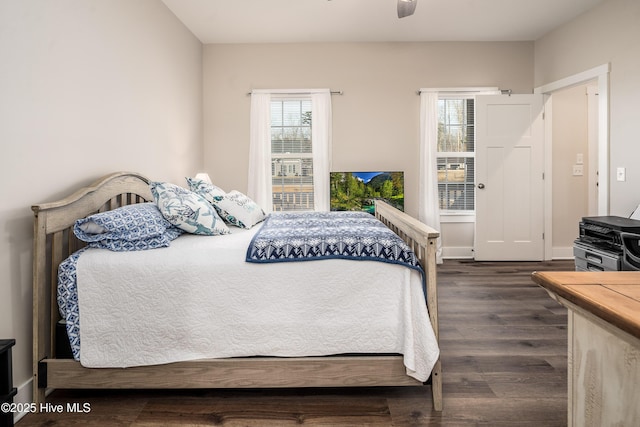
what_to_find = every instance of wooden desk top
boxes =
[531,271,640,340]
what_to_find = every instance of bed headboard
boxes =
[31,172,152,376]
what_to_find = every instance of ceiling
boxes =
[161,0,606,44]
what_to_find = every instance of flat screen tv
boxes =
[330,171,404,214]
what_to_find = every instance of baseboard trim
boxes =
[552,246,575,260]
[442,247,474,259]
[11,377,33,423]
[441,246,575,261]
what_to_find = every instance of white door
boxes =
[475,94,545,261]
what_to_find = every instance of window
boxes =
[437,98,475,212]
[249,89,331,213]
[270,97,314,211]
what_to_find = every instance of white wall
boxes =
[0,0,202,412]
[551,84,590,256]
[535,0,640,217]
[203,42,535,254]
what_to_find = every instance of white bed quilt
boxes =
[76,226,440,381]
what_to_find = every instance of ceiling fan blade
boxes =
[397,0,417,18]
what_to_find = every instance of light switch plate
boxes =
[617,167,626,182]
[573,165,584,176]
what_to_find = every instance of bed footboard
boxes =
[375,200,442,409]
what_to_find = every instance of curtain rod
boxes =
[416,88,510,96]
[247,90,343,96]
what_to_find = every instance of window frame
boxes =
[269,95,315,212]
[437,95,476,218]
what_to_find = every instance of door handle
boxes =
[477,183,485,189]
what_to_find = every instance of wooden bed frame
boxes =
[32,171,442,411]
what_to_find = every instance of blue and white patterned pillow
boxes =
[210,190,266,229]
[185,177,227,204]
[150,181,230,235]
[89,228,183,251]
[74,203,183,251]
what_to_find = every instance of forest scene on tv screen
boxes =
[330,171,404,214]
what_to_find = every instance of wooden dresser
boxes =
[531,271,640,427]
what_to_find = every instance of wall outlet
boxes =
[617,167,626,182]
[573,165,584,176]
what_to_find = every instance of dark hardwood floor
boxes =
[18,259,574,426]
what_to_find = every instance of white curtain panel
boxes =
[311,90,332,211]
[248,89,332,213]
[419,91,443,263]
[248,92,273,213]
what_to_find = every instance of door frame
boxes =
[534,63,610,260]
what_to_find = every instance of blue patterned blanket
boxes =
[246,211,423,274]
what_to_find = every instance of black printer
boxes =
[574,216,640,271]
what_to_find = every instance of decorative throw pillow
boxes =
[74,202,183,251]
[89,229,183,252]
[150,181,229,236]
[185,177,227,204]
[210,190,266,229]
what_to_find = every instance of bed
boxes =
[32,171,442,410]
